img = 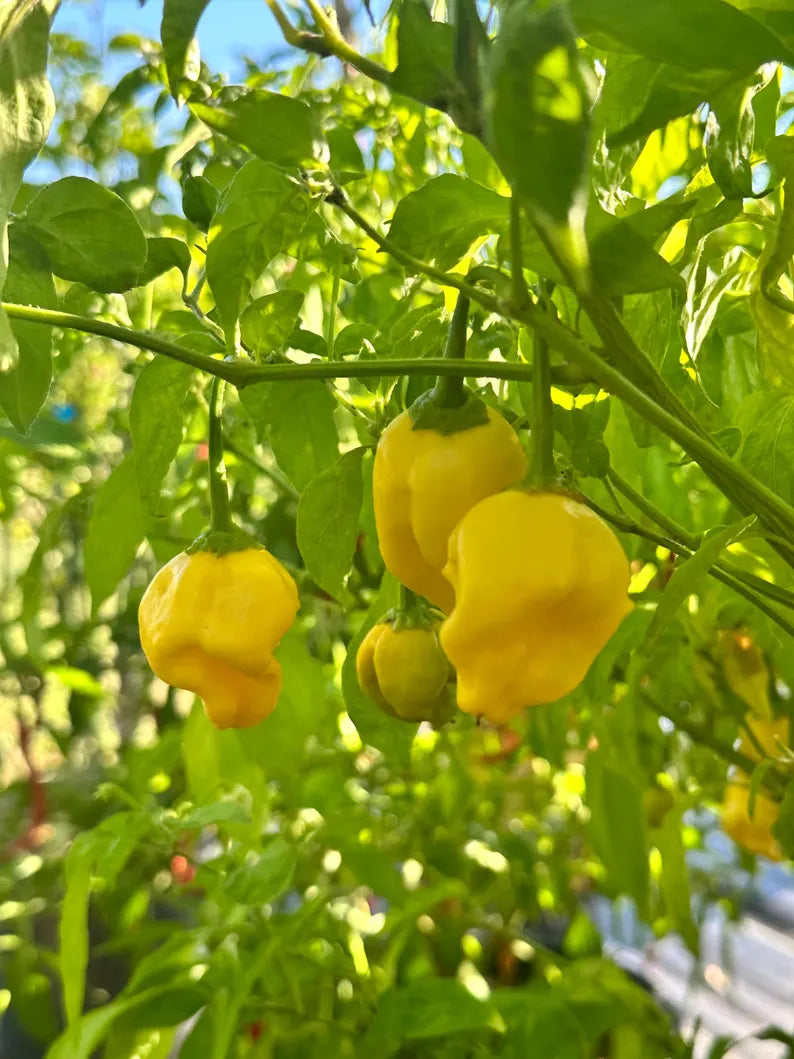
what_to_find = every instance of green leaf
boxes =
[84,453,145,612]
[654,810,699,954]
[297,448,364,601]
[191,86,323,168]
[644,516,757,652]
[391,0,464,126]
[178,801,251,830]
[23,176,147,292]
[0,226,55,431]
[129,358,194,517]
[182,699,222,801]
[223,838,297,905]
[206,159,312,337]
[240,290,305,357]
[59,833,95,1027]
[554,395,611,478]
[571,0,794,70]
[586,746,649,912]
[484,3,592,230]
[139,236,192,287]
[600,60,734,147]
[45,984,201,1059]
[264,380,338,491]
[740,394,794,506]
[365,979,493,1056]
[161,0,211,97]
[590,213,685,295]
[388,174,509,270]
[0,0,54,370]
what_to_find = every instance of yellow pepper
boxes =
[440,490,632,724]
[721,714,788,861]
[139,547,299,729]
[722,781,782,861]
[356,620,454,724]
[373,406,527,612]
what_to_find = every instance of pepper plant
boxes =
[3,0,794,1056]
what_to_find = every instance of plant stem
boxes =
[510,195,529,310]
[0,301,580,386]
[432,292,470,407]
[640,693,787,797]
[264,0,392,84]
[208,377,232,532]
[530,325,555,486]
[609,469,794,611]
[327,256,341,361]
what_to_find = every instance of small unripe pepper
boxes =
[139,545,299,729]
[356,619,454,725]
[440,489,632,724]
[721,715,788,861]
[373,406,526,612]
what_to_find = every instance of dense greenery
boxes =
[3,0,794,1055]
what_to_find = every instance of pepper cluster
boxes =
[360,387,633,726]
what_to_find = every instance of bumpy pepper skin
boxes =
[721,715,788,861]
[139,548,299,729]
[441,490,632,724]
[356,622,452,723]
[373,407,527,612]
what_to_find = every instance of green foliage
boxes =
[2,0,794,1056]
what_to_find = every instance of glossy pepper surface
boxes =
[722,715,788,861]
[440,490,632,724]
[373,406,526,612]
[139,547,299,729]
[356,621,453,724]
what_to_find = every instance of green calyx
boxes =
[408,386,490,434]
[186,526,263,556]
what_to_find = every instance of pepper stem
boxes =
[431,293,471,408]
[530,320,556,487]
[208,376,232,532]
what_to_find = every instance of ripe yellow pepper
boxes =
[139,547,299,729]
[440,490,632,724]
[721,715,788,861]
[356,620,454,724]
[722,782,782,861]
[373,406,526,612]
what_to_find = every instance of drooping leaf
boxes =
[191,86,323,168]
[129,358,194,516]
[740,393,794,506]
[571,0,794,70]
[297,448,364,601]
[206,159,312,337]
[263,380,339,491]
[138,236,192,288]
[161,0,212,97]
[84,453,146,613]
[586,745,649,912]
[484,3,592,234]
[59,833,94,1027]
[388,174,509,270]
[240,290,305,358]
[0,226,55,431]
[23,177,147,293]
